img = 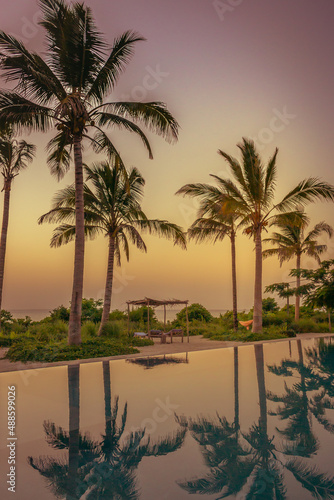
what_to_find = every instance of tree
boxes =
[263,217,333,321]
[265,282,295,315]
[178,138,334,332]
[39,161,186,333]
[262,297,279,312]
[176,303,213,323]
[0,0,179,344]
[0,127,35,328]
[291,260,334,332]
[175,188,241,331]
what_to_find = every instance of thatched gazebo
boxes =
[126,297,189,342]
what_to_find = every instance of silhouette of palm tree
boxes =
[29,361,186,499]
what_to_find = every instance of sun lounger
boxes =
[149,328,184,343]
[134,332,148,337]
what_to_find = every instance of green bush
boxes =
[109,309,127,320]
[5,338,140,363]
[99,321,123,338]
[28,320,68,342]
[177,303,213,323]
[129,306,157,323]
[81,321,98,338]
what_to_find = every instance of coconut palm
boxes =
[29,361,187,499]
[38,161,186,333]
[177,347,255,498]
[176,189,241,331]
[0,127,35,328]
[0,0,179,344]
[178,138,334,332]
[263,218,333,321]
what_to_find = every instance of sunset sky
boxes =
[1,0,334,315]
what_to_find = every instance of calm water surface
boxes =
[0,337,334,499]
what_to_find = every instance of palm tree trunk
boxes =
[254,344,267,435]
[295,253,301,322]
[0,179,11,330]
[328,309,332,332]
[67,364,80,499]
[68,135,85,345]
[103,361,112,442]
[231,232,238,331]
[252,228,263,332]
[234,347,239,431]
[98,235,115,335]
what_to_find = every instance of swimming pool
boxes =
[1,337,333,499]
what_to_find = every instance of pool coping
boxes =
[0,332,333,373]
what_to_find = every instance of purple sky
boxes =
[1,0,334,313]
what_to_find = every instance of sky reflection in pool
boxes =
[0,338,334,499]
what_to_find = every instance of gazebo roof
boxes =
[126,297,188,307]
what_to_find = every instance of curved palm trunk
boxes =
[68,135,85,345]
[98,235,115,335]
[0,178,11,329]
[67,364,80,499]
[252,228,263,332]
[231,232,238,331]
[295,253,301,322]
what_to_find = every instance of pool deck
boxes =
[0,332,333,373]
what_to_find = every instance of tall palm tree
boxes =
[0,127,35,328]
[39,161,186,333]
[176,189,241,331]
[178,138,334,332]
[29,361,187,499]
[0,0,179,344]
[263,218,333,321]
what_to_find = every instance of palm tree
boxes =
[176,188,241,331]
[0,0,179,344]
[39,161,186,333]
[0,127,35,328]
[29,361,187,499]
[179,138,334,332]
[263,218,333,321]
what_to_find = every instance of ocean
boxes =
[8,308,228,322]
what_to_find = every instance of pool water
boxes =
[1,337,334,499]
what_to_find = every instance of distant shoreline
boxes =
[7,308,233,321]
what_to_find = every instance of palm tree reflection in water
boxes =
[178,342,334,499]
[28,361,186,499]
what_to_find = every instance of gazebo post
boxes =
[164,304,166,332]
[186,302,189,343]
[127,302,130,336]
[147,299,150,337]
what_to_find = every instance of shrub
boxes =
[28,320,68,342]
[50,305,70,322]
[5,338,139,363]
[109,309,127,320]
[263,297,279,312]
[177,303,213,323]
[129,306,156,323]
[81,321,98,338]
[99,321,123,338]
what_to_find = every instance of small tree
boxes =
[291,260,334,331]
[176,303,213,323]
[262,297,279,312]
[265,283,296,315]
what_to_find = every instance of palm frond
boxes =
[93,101,179,142]
[87,31,145,103]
